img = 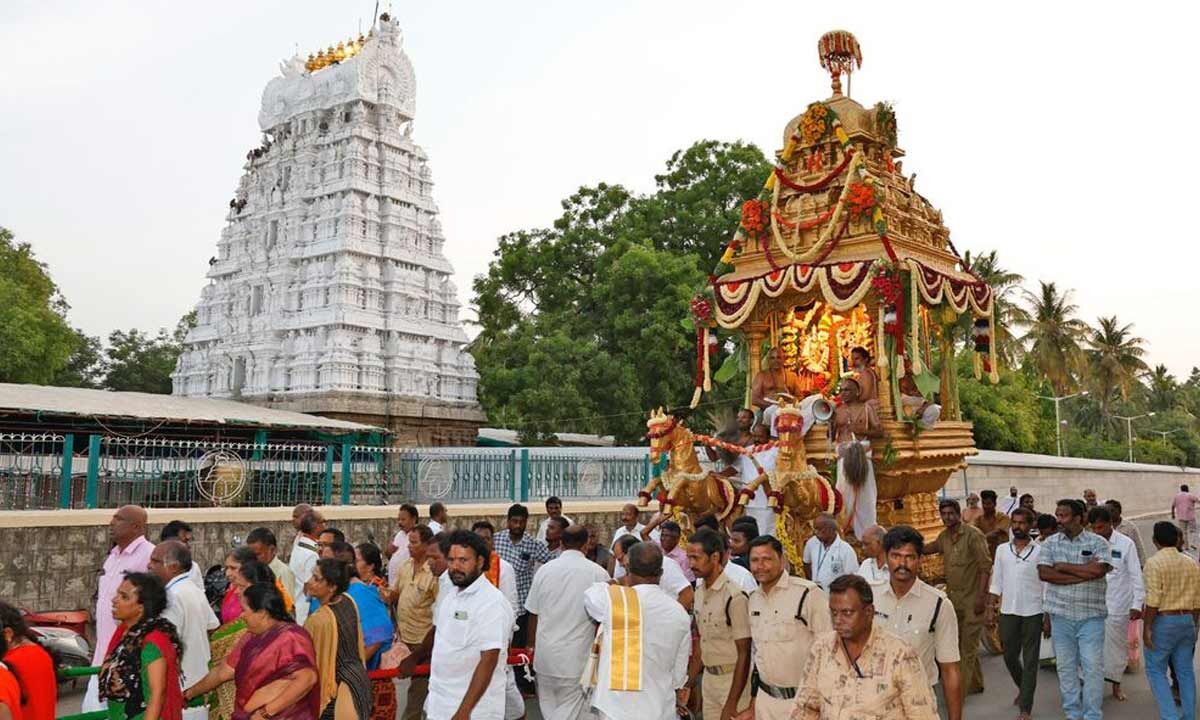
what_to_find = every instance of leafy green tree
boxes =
[1020,281,1087,395]
[0,227,77,384]
[471,141,770,442]
[957,358,1055,454]
[1145,364,1179,413]
[51,328,105,388]
[102,313,195,394]
[1084,316,1149,423]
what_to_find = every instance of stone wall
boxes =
[946,450,1200,517]
[0,501,632,615]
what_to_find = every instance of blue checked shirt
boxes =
[494,530,552,614]
[1037,529,1112,620]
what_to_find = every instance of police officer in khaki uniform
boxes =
[688,527,752,720]
[741,534,831,720]
[875,525,963,720]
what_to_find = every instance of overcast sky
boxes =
[2,1,1196,377]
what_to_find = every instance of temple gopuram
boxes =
[172,14,484,445]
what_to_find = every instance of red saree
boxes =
[226,623,319,720]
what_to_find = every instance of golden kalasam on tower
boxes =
[640,30,998,565]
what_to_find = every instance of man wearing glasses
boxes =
[795,574,936,720]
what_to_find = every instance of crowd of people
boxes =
[0,485,1197,720]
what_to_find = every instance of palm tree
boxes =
[963,250,1031,364]
[1084,316,1150,420]
[1019,282,1087,395]
[1146,364,1178,412]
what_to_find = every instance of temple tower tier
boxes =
[172,15,483,445]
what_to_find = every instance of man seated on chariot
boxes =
[848,346,880,404]
[830,376,883,540]
[897,362,943,430]
[751,347,805,430]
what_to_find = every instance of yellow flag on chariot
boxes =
[607,584,643,692]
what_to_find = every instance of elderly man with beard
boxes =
[874,525,962,720]
[427,530,515,720]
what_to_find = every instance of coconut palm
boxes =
[963,250,1030,364]
[1145,364,1179,412]
[1019,281,1087,395]
[1084,316,1149,421]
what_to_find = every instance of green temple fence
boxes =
[0,433,657,510]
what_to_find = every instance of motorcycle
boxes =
[22,610,92,687]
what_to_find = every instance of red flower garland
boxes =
[772,150,854,193]
[740,199,767,236]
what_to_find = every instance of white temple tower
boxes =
[172,15,484,445]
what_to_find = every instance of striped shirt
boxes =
[1037,528,1111,620]
[1143,547,1200,612]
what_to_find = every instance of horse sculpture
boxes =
[638,408,743,533]
[738,397,842,569]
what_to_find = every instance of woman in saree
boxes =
[184,583,318,720]
[209,553,280,720]
[303,559,372,720]
[354,543,393,606]
[98,572,184,720]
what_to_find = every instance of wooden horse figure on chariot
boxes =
[638,407,745,534]
[738,396,843,569]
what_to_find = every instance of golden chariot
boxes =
[639,31,999,576]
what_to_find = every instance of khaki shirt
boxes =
[929,524,990,618]
[695,570,751,667]
[873,579,960,686]
[972,513,1011,559]
[394,557,438,645]
[748,572,831,688]
[796,628,937,720]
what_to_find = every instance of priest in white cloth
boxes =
[829,377,883,538]
[583,542,692,720]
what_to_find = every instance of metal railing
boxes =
[0,433,662,509]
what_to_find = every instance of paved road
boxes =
[57,517,1197,719]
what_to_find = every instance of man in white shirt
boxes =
[802,514,859,590]
[288,510,322,624]
[722,553,758,593]
[1000,486,1021,516]
[855,525,889,585]
[1088,505,1145,702]
[471,520,524,720]
[987,507,1044,720]
[428,501,449,536]
[611,503,657,548]
[584,543,692,720]
[149,540,219,720]
[536,496,573,542]
[159,520,205,590]
[525,525,610,720]
[288,502,314,557]
[386,503,419,583]
[614,534,693,612]
[427,530,515,720]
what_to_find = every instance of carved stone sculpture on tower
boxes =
[172,15,483,445]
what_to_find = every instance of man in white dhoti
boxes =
[830,377,882,538]
[1088,506,1144,701]
[583,543,692,720]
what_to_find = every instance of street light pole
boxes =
[1112,413,1156,463]
[1038,391,1089,457]
[1148,429,1182,441]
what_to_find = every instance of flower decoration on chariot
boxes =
[874,102,898,148]
[846,182,878,220]
[798,103,832,146]
[740,198,768,236]
[689,294,714,325]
